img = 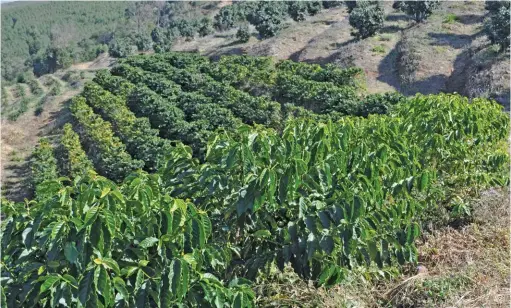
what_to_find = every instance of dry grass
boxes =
[253,188,510,307]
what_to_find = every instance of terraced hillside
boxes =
[2,52,509,307]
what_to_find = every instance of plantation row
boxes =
[54,53,403,164]
[4,80,508,306]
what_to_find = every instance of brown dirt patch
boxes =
[1,88,80,201]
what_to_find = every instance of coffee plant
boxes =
[2,52,509,307]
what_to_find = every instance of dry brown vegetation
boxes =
[252,188,509,308]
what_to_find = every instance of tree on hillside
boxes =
[287,1,309,22]
[398,0,440,22]
[306,1,323,16]
[134,33,153,52]
[345,1,357,13]
[247,2,288,39]
[323,1,343,9]
[198,17,214,37]
[151,27,173,53]
[349,1,385,39]
[484,4,510,51]
[485,0,510,14]
[108,37,135,58]
[236,24,251,43]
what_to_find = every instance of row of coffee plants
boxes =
[157,93,509,287]
[82,82,173,171]
[120,53,399,118]
[93,69,241,156]
[30,138,59,200]
[2,172,256,307]
[58,123,95,179]
[116,59,282,128]
[3,91,508,306]
[70,96,143,181]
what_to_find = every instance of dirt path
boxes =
[1,89,80,201]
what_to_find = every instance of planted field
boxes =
[2,52,509,307]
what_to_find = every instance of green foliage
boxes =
[70,96,143,181]
[31,138,59,200]
[59,123,95,179]
[108,38,135,58]
[48,81,62,96]
[151,27,174,53]
[357,92,407,117]
[158,93,508,287]
[26,77,44,96]
[170,19,199,40]
[274,73,359,114]
[1,173,256,307]
[82,81,174,172]
[443,13,460,24]
[236,25,251,43]
[349,1,385,39]
[247,2,288,39]
[1,47,509,307]
[1,1,130,81]
[8,97,31,121]
[198,17,214,37]
[134,33,152,52]
[288,1,309,22]
[398,0,440,22]
[484,4,510,51]
[119,54,281,128]
[306,1,323,16]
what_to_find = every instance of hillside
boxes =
[173,1,509,107]
[0,1,510,307]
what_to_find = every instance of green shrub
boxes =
[198,17,214,37]
[372,44,386,54]
[247,2,288,39]
[236,24,251,42]
[287,1,308,22]
[397,34,421,85]
[484,5,510,51]
[134,33,153,52]
[443,13,460,24]
[349,2,385,39]
[398,0,440,22]
[108,38,135,58]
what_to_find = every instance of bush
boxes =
[96,44,108,56]
[397,34,421,85]
[171,19,198,40]
[151,27,173,53]
[134,33,153,52]
[214,5,242,31]
[248,2,288,39]
[198,17,214,37]
[108,38,135,58]
[345,0,357,13]
[287,1,308,22]
[236,25,251,42]
[484,5,510,51]
[306,1,323,15]
[399,0,440,22]
[443,13,460,24]
[349,2,385,39]
[322,1,343,9]
[485,0,510,14]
